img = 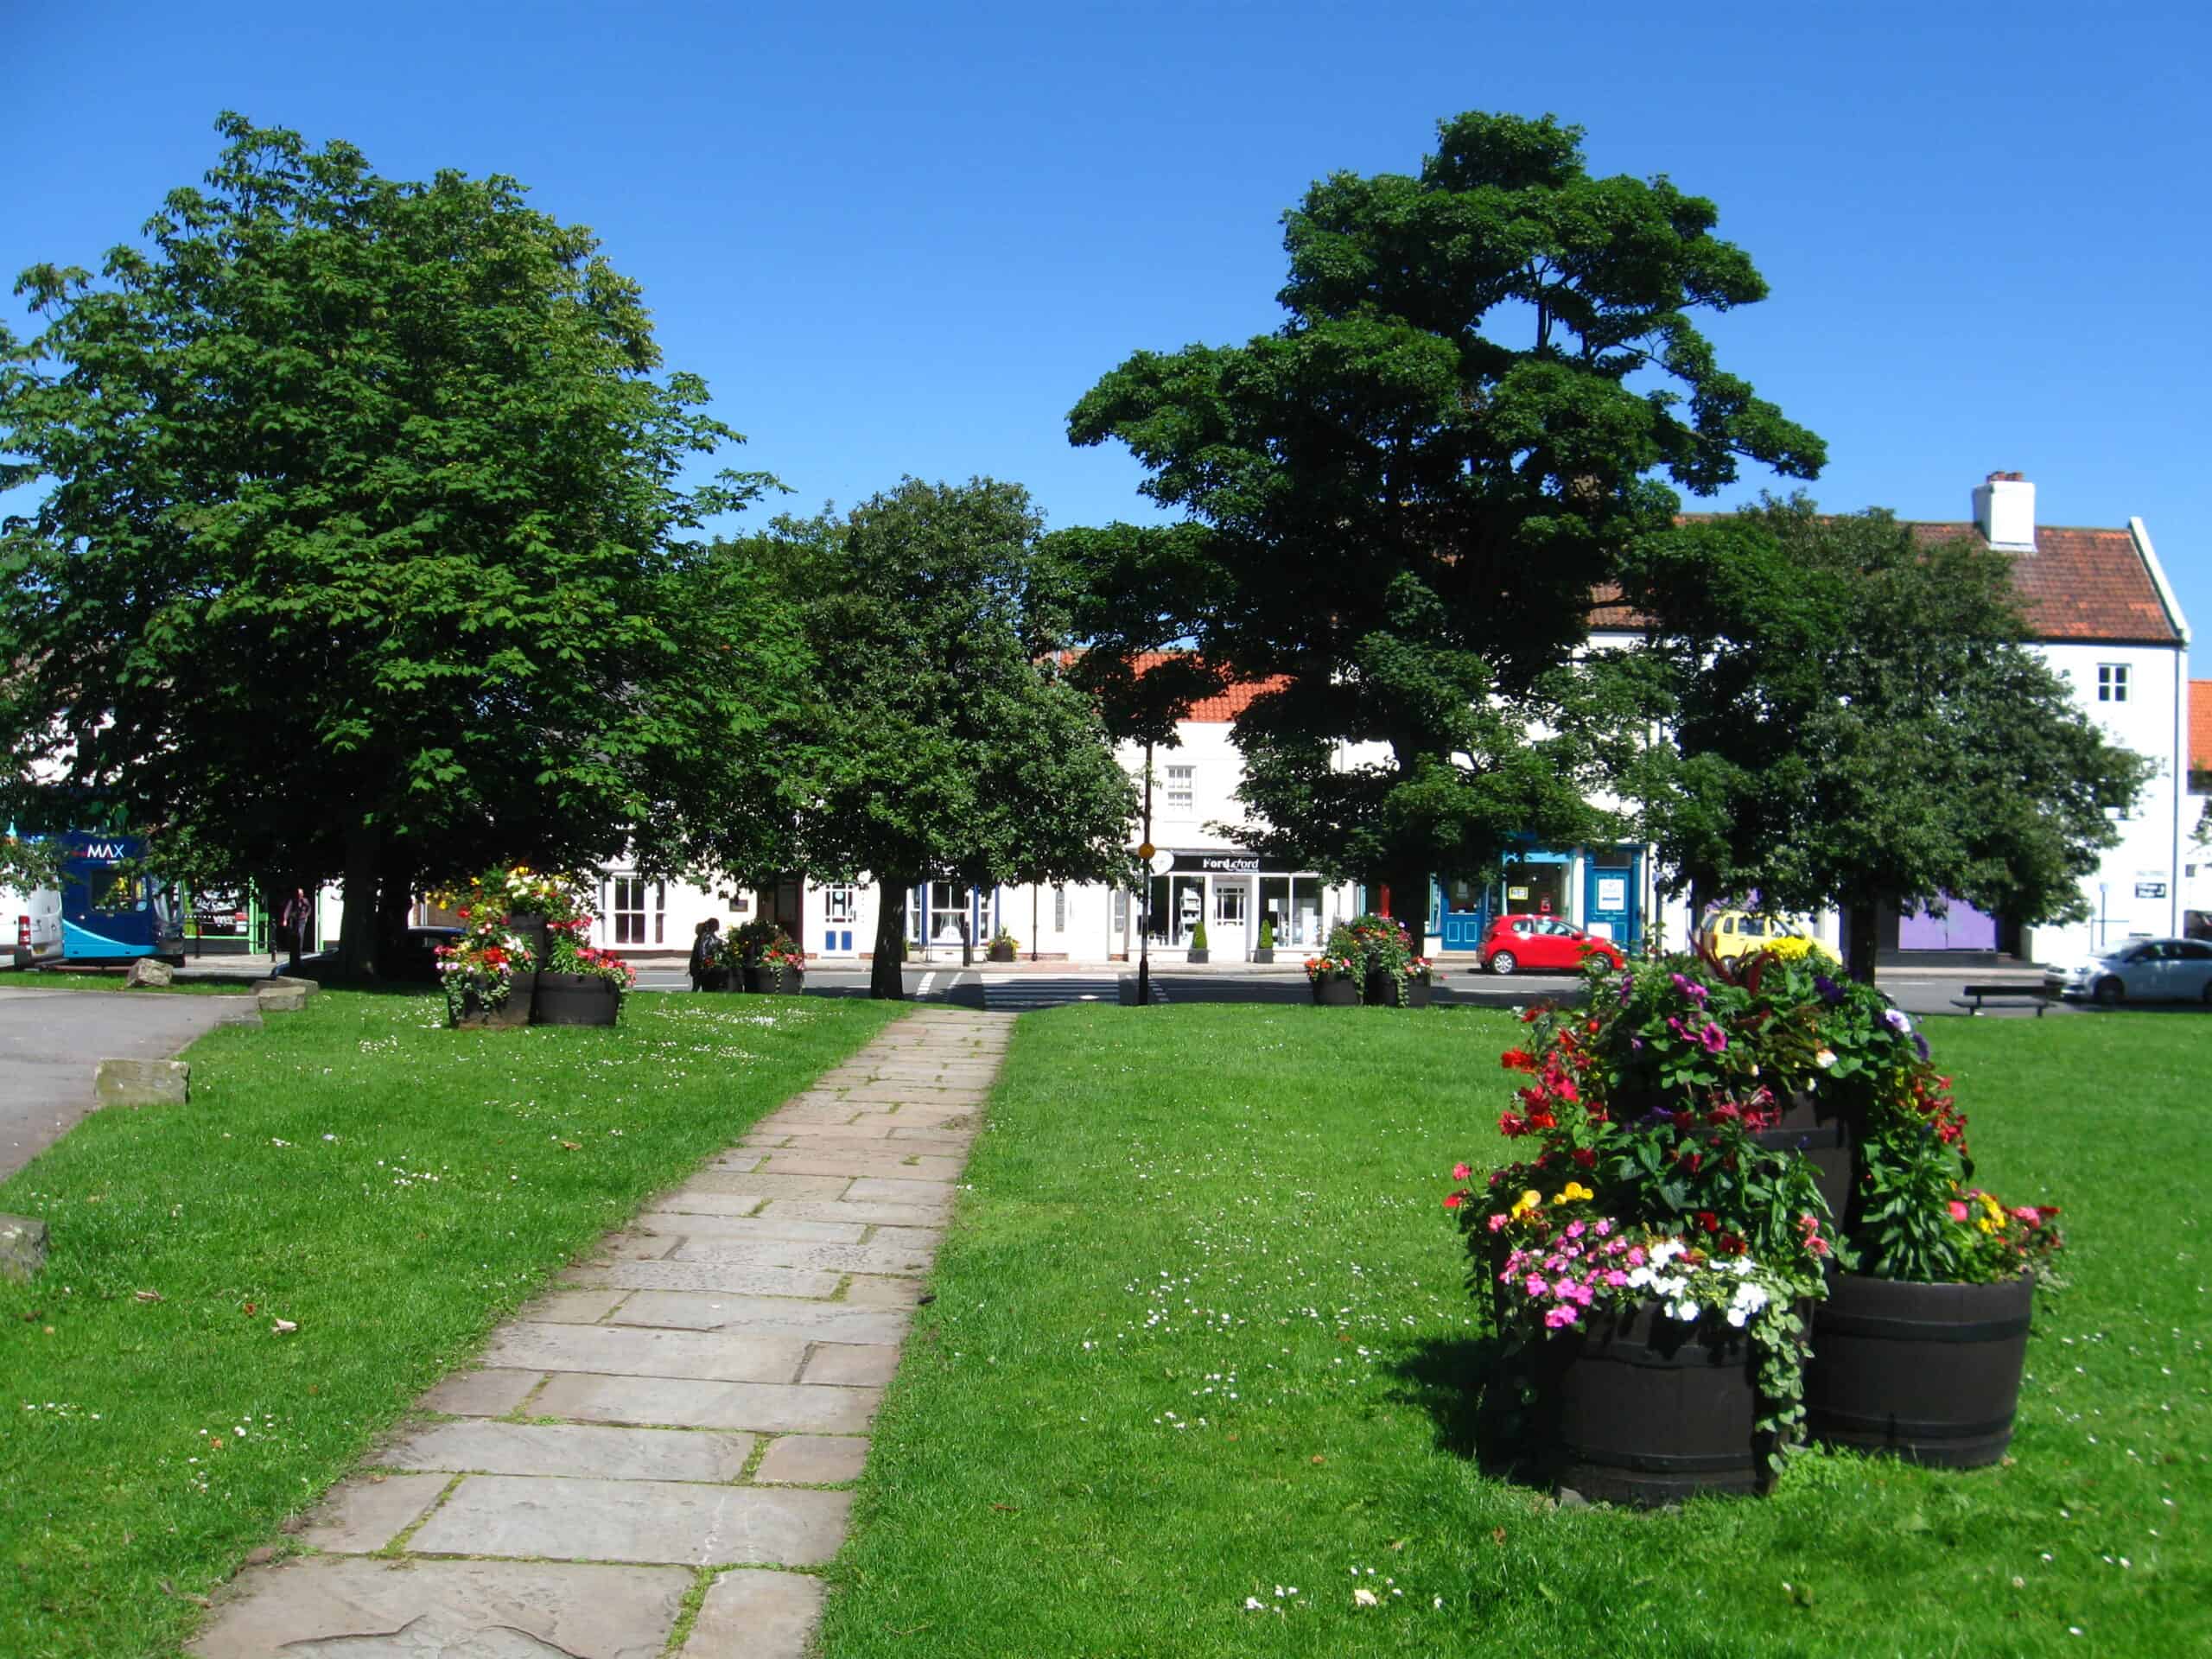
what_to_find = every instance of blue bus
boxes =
[58,832,185,963]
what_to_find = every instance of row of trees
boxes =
[0,112,2146,990]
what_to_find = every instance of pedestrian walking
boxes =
[279,887,311,974]
[685,915,721,995]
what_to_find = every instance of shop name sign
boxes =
[1172,853,1263,874]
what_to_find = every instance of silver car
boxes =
[2044,938,2212,1006]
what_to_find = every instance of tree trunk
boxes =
[871,880,909,1000]
[375,855,414,967]
[1380,861,1429,943]
[1688,876,1713,949]
[338,819,382,981]
[1844,897,1879,987]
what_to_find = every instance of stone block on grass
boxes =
[93,1058,188,1106]
[1,1214,49,1283]
[124,957,174,988]
[256,983,308,1013]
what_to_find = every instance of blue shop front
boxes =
[1431,844,1645,954]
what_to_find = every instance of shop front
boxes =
[1433,844,1644,953]
[1143,853,1326,957]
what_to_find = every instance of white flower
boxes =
[1726,1306,1750,1327]
[1668,1300,1700,1322]
[1625,1266,1653,1289]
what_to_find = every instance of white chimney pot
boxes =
[1973,471,2037,551]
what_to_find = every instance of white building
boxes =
[586,472,2194,971]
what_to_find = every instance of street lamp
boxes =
[1137,739,1154,1007]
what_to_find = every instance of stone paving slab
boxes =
[296,1472,449,1552]
[533,1373,883,1434]
[384,1420,755,1484]
[410,1475,854,1567]
[683,1567,827,1659]
[481,1322,811,1385]
[607,1290,910,1344]
[665,1236,934,1275]
[191,1557,693,1659]
[559,1259,846,1299]
[419,1367,544,1417]
[195,1008,1009,1659]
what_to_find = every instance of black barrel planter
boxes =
[1751,1090,1855,1224]
[1538,1300,1775,1506]
[746,962,806,996]
[987,943,1016,963]
[1310,972,1359,1007]
[1804,1271,2034,1467]
[1362,969,1433,1007]
[499,914,549,1027]
[533,972,621,1027]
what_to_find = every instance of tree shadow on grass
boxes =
[1384,1332,1560,1491]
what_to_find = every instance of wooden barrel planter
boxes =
[745,962,806,996]
[1804,1272,2033,1467]
[533,972,621,1027]
[1362,969,1432,1007]
[987,943,1016,963]
[1750,1090,1855,1224]
[1309,972,1358,1007]
[1538,1300,1775,1506]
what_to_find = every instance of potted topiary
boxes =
[986,926,1020,963]
[1251,916,1276,964]
[1186,920,1210,963]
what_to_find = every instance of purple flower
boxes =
[1883,1007,1913,1036]
[1913,1033,1931,1061]
[1630,1035,1644,1052]
[1670,972,1709,1005]
[1698,1021,1728,1055]
[1813,974,1843,1005]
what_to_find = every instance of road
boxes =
[0,985,261,1181]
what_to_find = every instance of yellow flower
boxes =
[1509,1188,1543,1220]
[1551,1181,1594,1205]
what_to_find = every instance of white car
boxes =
[2044,938,2212,1006]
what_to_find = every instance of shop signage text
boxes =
[1170,853,1264,874]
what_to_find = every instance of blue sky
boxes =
[9,1,2209,638]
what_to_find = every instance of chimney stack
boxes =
[1972,470,2036,551]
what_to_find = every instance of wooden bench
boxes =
[1950,982,2056,1016]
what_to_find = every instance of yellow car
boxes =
[1700,910,1830,963]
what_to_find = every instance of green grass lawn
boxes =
[0,988,898,1659]
[820,1005,2210,1658]
[2,971,257,995]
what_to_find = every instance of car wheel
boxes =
[2093,977,2124,1007]
[1490,950,1517,976]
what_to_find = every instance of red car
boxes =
[1481,914,1624,976]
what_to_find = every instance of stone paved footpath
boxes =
[194,1007,1013,1659]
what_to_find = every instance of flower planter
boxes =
[1309,971,1359,1007]
[987,944,1016,963]
[1186,948,1210,964]
[699,967,734,992]
[1537,1300,1775,1506]
[745,962,806,995]
[1363,969,1431,1007]
[1750,1089,1855,1224]
[452,981,531,1029]
[532,972,621,1027]
[1250,947,1274,964]
[1804,1271,2033,1467]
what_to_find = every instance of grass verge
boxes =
[0,988,898,1659]
[820,1004,2209,1657]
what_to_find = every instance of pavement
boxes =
[0,982,262,1181]
[190,1006,1010,1659]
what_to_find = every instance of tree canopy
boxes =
[0,115,784,973]
[1067,111,1823,921]
[735,479,1137,996]
[1617,499,2152,980]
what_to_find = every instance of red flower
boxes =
[1498,1113,1528,1138]
[1527,1110,1556,1132]
[1571,1147,1596,1170]
[1500,1048,1535,1071]
[1695,1211,1719,1234]
[1443,1192,1464,1211]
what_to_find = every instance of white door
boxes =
[1212,880,1249,958]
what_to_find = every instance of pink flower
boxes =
[1698,1021,1728,1054]
[1553,1277,1578,1300]
[1605,1269,1628,1287]
[1948,1200,1970,1223]
[1592,1218,1613,1236]
[1626,1246,1647,1266]
[1543,1306,1580,1329]
[1452,1162,1472,1181]
[1564,1220,1586,1239]
[1486,1213,1508,1233]
[1524,1276,1548,1298]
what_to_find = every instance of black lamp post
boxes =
[1136,738,1154,1007]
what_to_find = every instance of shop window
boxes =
[1053,884,1067,932]
[1165,764,1194,812]
[611,876,664,945]
[2097,663,2129,702]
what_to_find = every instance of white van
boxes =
[3,881,63,968]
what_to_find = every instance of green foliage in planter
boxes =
[1189,921,1209,951]
[1257,916,1276,950]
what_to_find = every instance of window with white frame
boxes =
[1053,884,1067,932]
[2097,663,2130,702]
[1165,764,1195,812]
[611,876,664,945]
[824,887,856,924]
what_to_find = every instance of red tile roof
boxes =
[2191,681,2212,777]
[1909,523,2182,645]
[1590,519,2181,646]
[1126,652,1287,721]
